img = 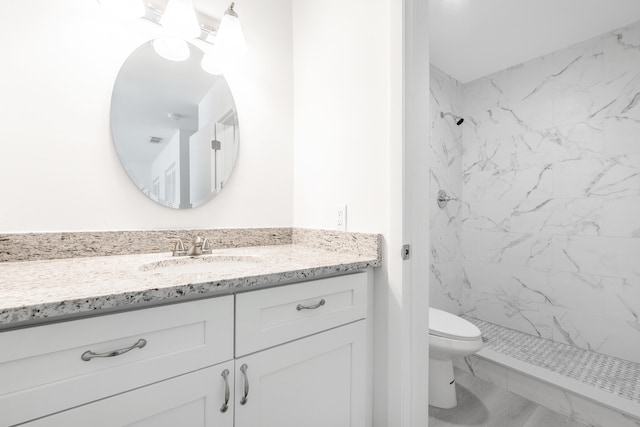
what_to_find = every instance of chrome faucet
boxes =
[172,239,187,257]
[188,236,204,256]
[172,236,211,257]
[202,238,212,255]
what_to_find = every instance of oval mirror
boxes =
[111,40,239,209]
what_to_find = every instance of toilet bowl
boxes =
[429,307,483,409]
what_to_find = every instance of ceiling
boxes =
[429,0,640,83]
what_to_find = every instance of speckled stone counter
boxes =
[0,233,381,328]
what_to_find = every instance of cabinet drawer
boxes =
[0,296,233,427]
[236,272,367,356]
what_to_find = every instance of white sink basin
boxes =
[140,255,262,275]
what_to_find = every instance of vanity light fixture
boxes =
[98,0,247,67]
[160,0,201,40]
[215,3,248,59]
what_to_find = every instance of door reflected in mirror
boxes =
[111,40,239,209]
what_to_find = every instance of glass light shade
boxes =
[201,53,222,75]
[215,12,247,59]
[161,0,201,39]
[153,37,190,61]
[99,0,145,18]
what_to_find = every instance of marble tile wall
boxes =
[429,66,464,314]
[460,21,640,363]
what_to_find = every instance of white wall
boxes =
[0,0,293,232]
[291,0,389,233]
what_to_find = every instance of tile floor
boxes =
[429,369,588,427]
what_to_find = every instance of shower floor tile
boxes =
[463,316,640,405]
[429,369,588,427]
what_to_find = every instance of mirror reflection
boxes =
[111,40,239,209]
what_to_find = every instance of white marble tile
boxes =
[552,235,640,279]
[603,276,640,323]
[463,230,553,270]
[603,116,640,155]
[463,121,603,183]
[603,72,640,121]
[465,97,555,141]
[430,262,463,314]
[464,162,553,202]
[463,198,603,236]
[463,260,552,303]
[602,196,640,238]
[553,87,608,127]
[553,153,640,199]
[538,198,603,236]
[554,120,605,160]
[520,38,604,103]
[552,308,640,364]
[461,289,554,339]
[549,271,608,316]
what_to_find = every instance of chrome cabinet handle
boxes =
[81,338,147,361]
[240,364,249,405]
[296,299,326,311]
[220,369,230,413]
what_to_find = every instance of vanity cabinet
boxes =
[2,272,370,427]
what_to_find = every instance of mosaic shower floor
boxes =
[462,316,640,404]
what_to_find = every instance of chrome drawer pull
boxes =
[220,369,230,413]
[296,299,326,311]
[240,364,249,405]
[81,338,147,361]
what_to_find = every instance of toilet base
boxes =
[429,358,457,409]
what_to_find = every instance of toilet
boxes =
[429,307,483,409]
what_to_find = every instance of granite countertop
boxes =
[0,243,380,328]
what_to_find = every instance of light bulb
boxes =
[161,0,201,39]
[153,37,190,61]
[215,3,247,60]
[201,53,222,75]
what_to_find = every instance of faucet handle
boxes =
[173,239,187,257]
[202,238,212,255]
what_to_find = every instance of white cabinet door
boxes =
[235,321,366,427]
[23,362,235,427]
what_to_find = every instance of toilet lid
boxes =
[429,308,481,341]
